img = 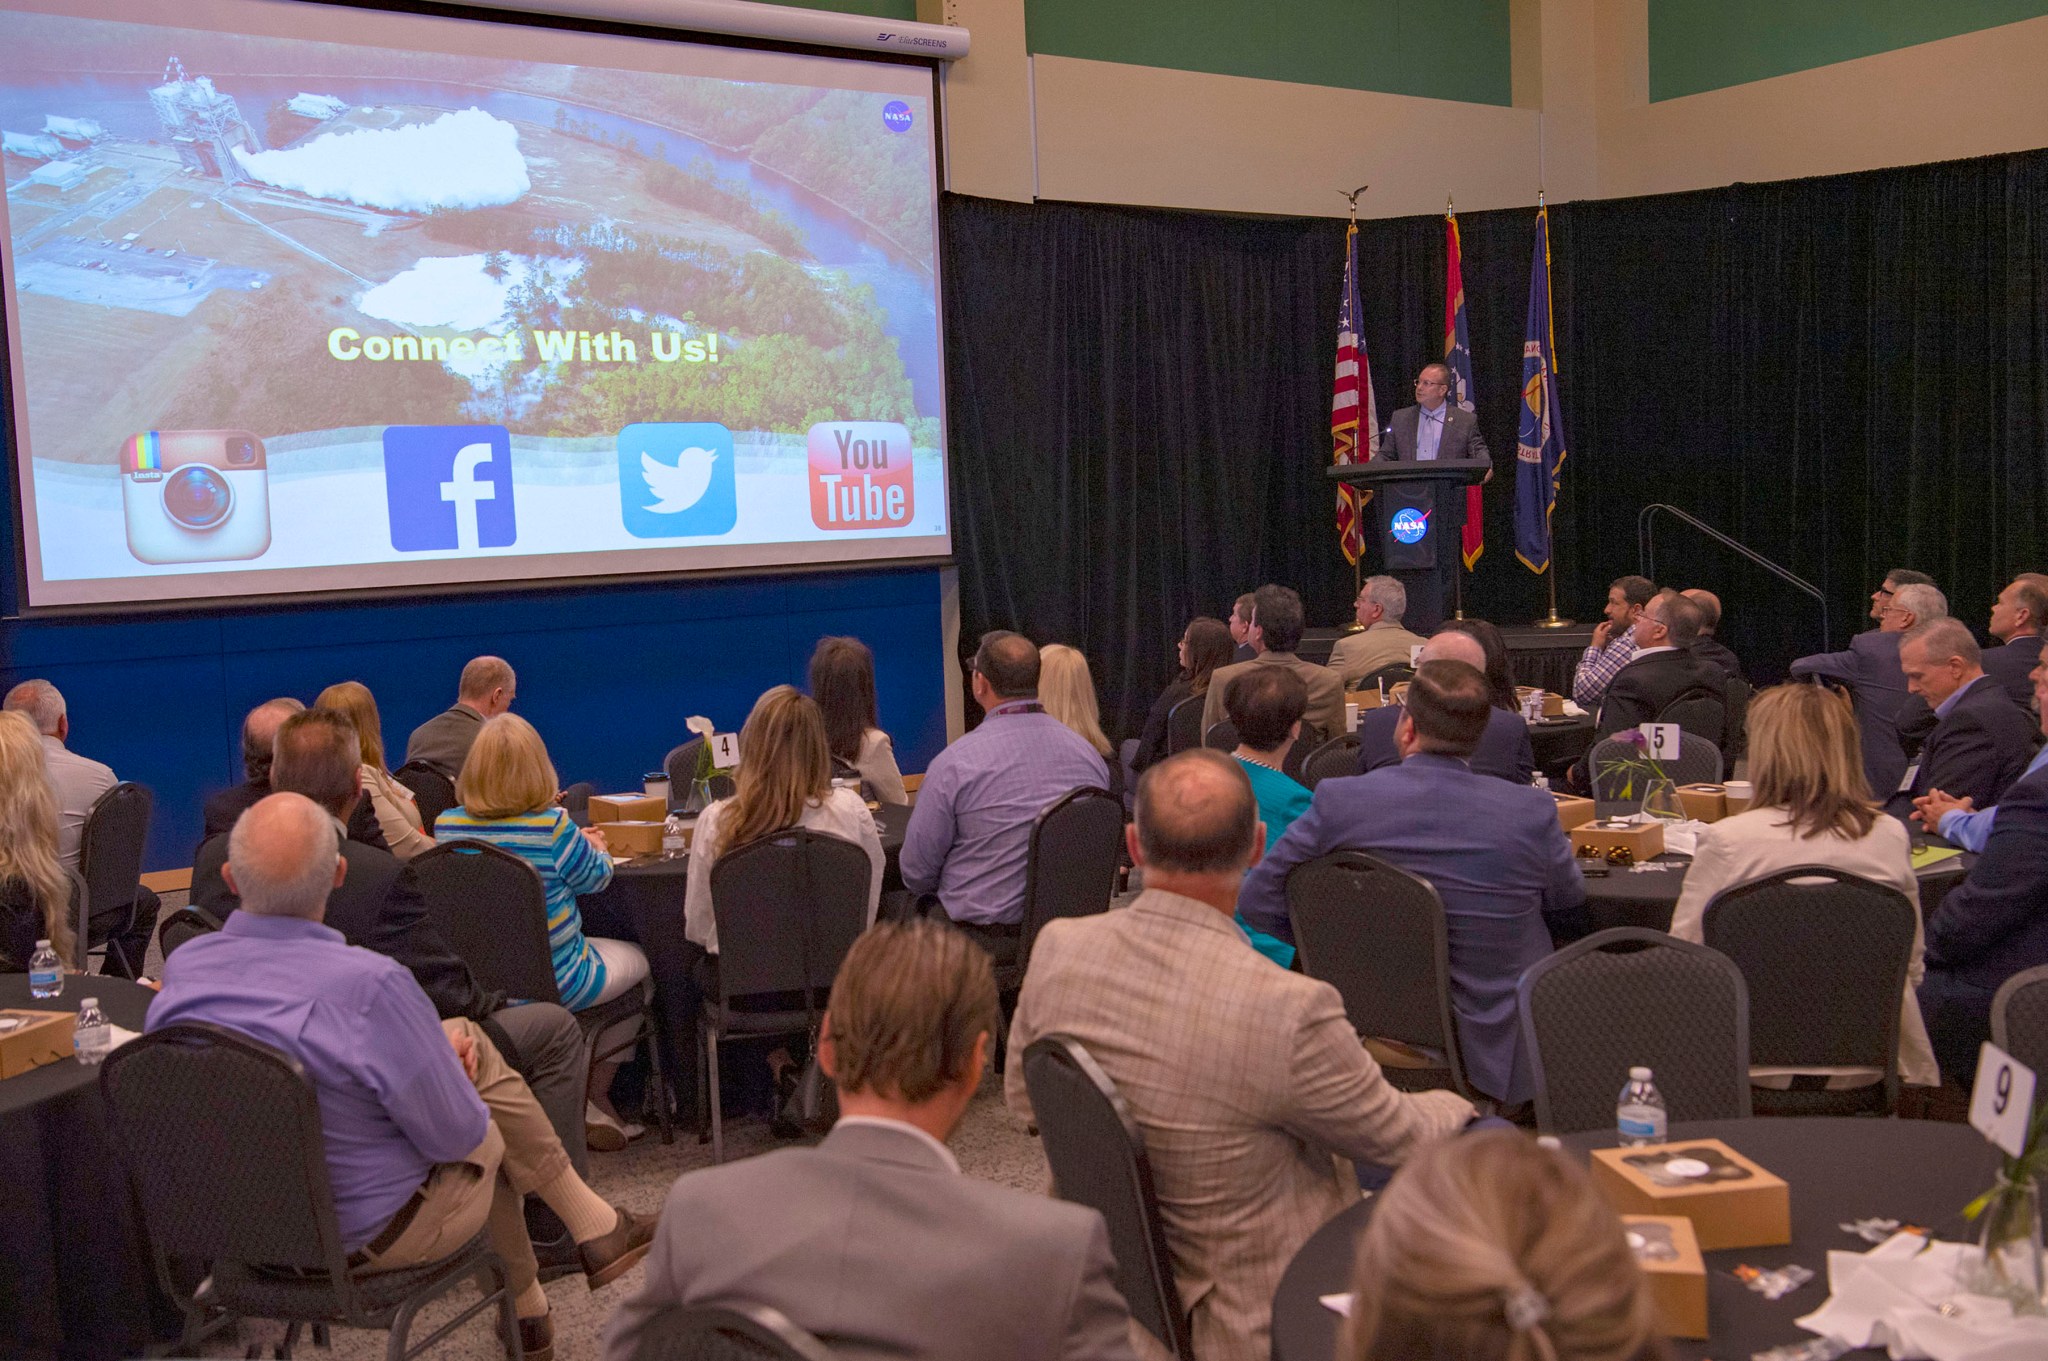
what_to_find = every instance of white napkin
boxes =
[1797,1233,2048,1360]
[1560,699,1587,717]
[1319,1293,1353,1318]
[106,1023,143,1051]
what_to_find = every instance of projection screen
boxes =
[0,0,949,609]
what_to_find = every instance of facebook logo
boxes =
[383,426,517,552]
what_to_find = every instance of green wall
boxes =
[1025,0,1513,107]
[1651,0,2048,101]
[752,0,919,20]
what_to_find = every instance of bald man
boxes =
[150,793,653,1358]
[202,697,387,851]
[406,655,518,779]
[1352,628,1535,783]
[1007,750,1471,1361]
[1682,588,1744,680]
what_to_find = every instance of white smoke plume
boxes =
[232,108,530,212]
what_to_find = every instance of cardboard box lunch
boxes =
[0,1008,76,1078]
[1623,1215,1708,1339]
[589,793,667,824]
[1552,792,1596,831]
[593,821,665,857]
[1590,1140,1790,1251]
[1676,784,1728,822]
[1515,686,1567,717]
[1569,818,1665,861]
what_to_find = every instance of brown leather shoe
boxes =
[518,1311,554,1361]
[579,1204,656,1288]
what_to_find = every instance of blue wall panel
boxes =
[0,567,950,871]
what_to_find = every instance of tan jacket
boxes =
[1325,622,1427,688]
[1006,890,1473,1361]
[361,764,434,861]
[1201,652,1346,745]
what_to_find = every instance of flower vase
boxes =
[1641,777,1685,821]
[1964,1173,2045,1312]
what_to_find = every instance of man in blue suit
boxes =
[1238,660,1584,1105]
[1885,617,2036,823]
[1919,653,2048,1085]
[1789,579,1945,799]
[1355,629,1534,784]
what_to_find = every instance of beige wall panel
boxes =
[927,0,1037,202]
[1031,54,1545,220]
[1594,1,2048,200]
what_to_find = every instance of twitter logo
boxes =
[616,422,738,539]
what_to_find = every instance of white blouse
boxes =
[854,728,909,806]
[683,786,884,955]
[362,764,435,862]
[1670,807,1938,1088]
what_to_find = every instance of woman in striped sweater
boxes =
[437,713,652,1149]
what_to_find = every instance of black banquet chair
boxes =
[1300,732,1360,789]
[1517,927,1751,1135]
[101,1022,520,1361]
[1992,964,2048,1081]
[412,840,673,1143]
[1163,694,1206,756]
[702,829,874,1162]
[1701,866,1917,1115]
[1287,850,1473,1100]
[1002,787,1125,991]
[630,1303,837,1361]
[79,780,153,977]
[1023,1035,1195,1361]
[393,761,458,831]
[1656,687,1729,748]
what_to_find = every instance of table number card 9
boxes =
[1969,1041,2037,1158]
[1639,723,1681,761]
[710,732,741,769]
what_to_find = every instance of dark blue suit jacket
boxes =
[1790,631,1912,798]
[1924,765,2048,990]
[1355,705,1535,785]
[1235,753,1585,1104]
[1883,676,2036,820]
[1982,635,2043,708]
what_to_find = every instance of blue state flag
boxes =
[1515,205,1568,574]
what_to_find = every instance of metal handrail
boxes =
[1638,504,1830,649]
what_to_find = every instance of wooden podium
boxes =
[1327,457,1491,629]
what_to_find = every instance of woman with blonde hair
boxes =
[436,712,652,1145]
[1349,1131,1668,1361]
[1038,643,1123,803]
[1670,682,1938,1087]
[0,710,75,972]
[315,680,434,860]
[684,686,883,957]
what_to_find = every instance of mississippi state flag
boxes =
[1332,221,1378,565]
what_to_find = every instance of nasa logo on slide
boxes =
[617,422,738,538]
[881,100,913,133]
[383,426,517,552]
[1390,507,1431,545]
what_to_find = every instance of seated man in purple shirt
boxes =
[148,794,654,1360]
[900,631,1109,963]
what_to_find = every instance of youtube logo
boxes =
[807,422,914,531]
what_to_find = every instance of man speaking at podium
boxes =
[1375,363,1494,629]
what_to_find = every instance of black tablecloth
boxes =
[0,975,174,1360]
[577,803,912,1109]
[1271,1117,2002,1361]
[1565,848,1975,942]
[1529,715,1596,778]
[1500,625,1596,696]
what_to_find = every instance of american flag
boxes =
[1333,221,1377,564]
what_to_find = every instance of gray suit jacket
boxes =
[1202,652,1346,746]
[403,704,485,779]
[601,1121,1137,1361]
[1006,890,1473,1361]
[1384,403,1492,467]
[1790,630,1912,797]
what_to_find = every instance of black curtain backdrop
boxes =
[940,147,2048,739]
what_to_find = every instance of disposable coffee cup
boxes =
[1723,780,1753,812]
[643,771,671,799]
[1345,702,1360,733]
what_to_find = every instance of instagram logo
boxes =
[807,422,914,531]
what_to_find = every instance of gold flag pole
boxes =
[1530,189,1574,629]
[1341,184,1368,628]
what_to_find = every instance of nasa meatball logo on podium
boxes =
[807,421,914,532]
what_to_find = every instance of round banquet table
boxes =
[576,802,913,1114]
[0,973,176,1360]
[1562,846,1974,942]
[1270,1117,2002,1361]
[1528,714,1597,779]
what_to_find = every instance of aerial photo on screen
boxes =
[0,8,945,592]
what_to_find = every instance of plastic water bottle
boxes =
[1616,1066,1667,1146]
[74,997,111,1067]
[1532,773,1551,794]
[28,939,62,999]
[661,814,687,858]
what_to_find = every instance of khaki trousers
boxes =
[352,1019,574,1300]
